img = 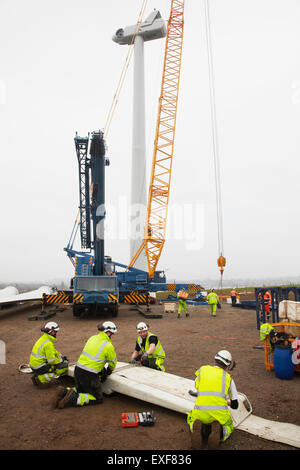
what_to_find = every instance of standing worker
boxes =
[187,350,239,449]
[29,322,69,388]
[130,322,166,372]
[177,288,189,318]
[258,290,271,320]
[53,321,118,409]
[207,289,219,317]
[230,288,238,306]
[257,291,263,320]
[263,290,272,319]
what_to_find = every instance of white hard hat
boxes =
[43,322,59,334]
[98,321,118,334]
[215,350,232,367]
[136,322,149,332]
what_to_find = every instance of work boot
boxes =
[191,420,203,450]
[201,423,211,448]
[177,314,180,319]
[53,386,66,408]
[31,375,50,389]
[54,386,77,409]
[186,313,189,317]
[207,421,220,450]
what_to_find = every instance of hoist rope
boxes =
[203,0,225,265]
[104,0,148,139]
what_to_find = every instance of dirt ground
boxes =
[0,295,299,456]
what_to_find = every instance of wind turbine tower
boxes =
[113,9,166,271]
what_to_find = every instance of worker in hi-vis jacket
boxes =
[29,322,68,388]
[187,350,238,450]
[53,321,118,409]
[207,289,219,317]
[130,322,166,372]
[230,288,238,306]
[177,288,189,318]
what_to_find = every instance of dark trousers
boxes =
[74,366,103,404]
[142,356,162,371]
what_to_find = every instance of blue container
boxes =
[274,345,294,380]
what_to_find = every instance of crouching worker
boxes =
[187,350,238,450]
[29,322,69,388]
[53,321,118,409]
[130,322,165,372]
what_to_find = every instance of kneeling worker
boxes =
[54,321,118,409]
[29,322,68,388]
[187,350,238,449]
[130,322,166,372]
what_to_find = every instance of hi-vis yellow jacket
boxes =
[190,365,232,424]
[29,333,62,371]
[76,331,117,374]
[137,332,165,360]
[207,292,219,304]
[260,323,274,341]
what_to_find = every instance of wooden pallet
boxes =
[164,303,176,313]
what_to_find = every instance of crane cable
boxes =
[104,0,148,140]
[203,0,226,285]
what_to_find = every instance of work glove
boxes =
[130,358,137,364]
[188,389,197,397]
[100,368,109,383]
[53,360,69,371]
[136,353,143,362]
[140,353,149,366]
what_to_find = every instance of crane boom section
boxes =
[75,135,91,249]
[128,0,185,278]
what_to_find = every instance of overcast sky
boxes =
[1,0,300,286]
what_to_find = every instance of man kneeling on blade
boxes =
[187,350,238,449]
[53,321,117,409]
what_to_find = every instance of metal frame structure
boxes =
[255,285,300,329]
[74,134,91,249]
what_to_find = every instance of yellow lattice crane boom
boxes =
[128,0,185,278]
